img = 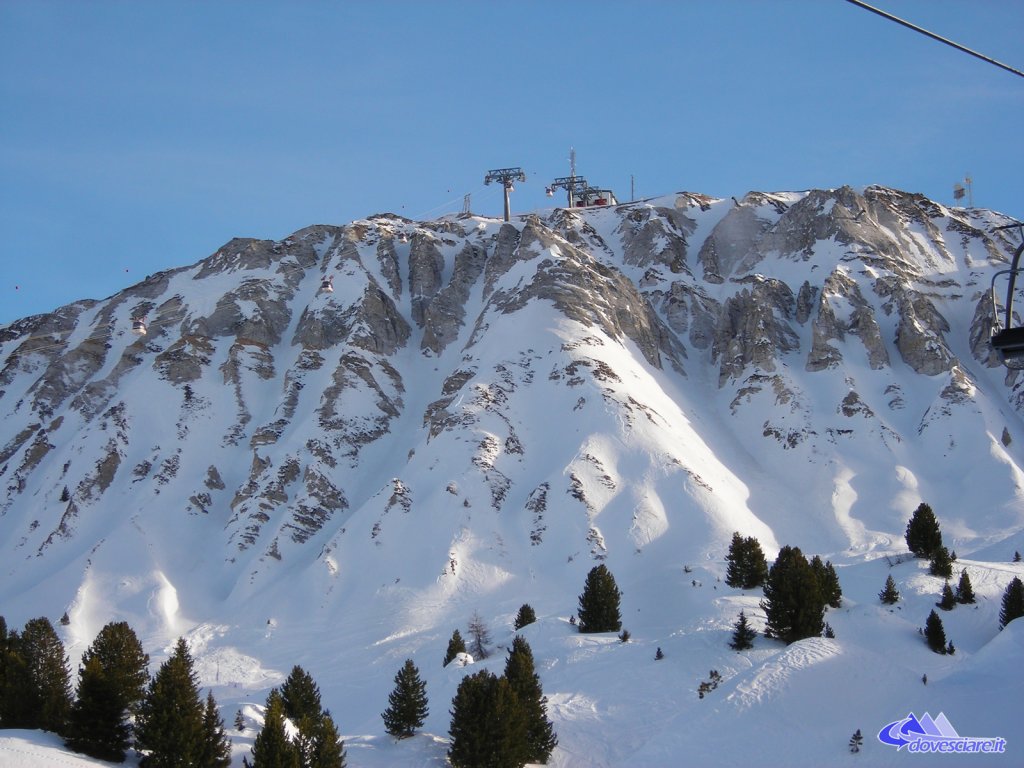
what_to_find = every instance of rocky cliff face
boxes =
[0,185,1021,622]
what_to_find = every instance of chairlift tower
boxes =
[484,167,526,222]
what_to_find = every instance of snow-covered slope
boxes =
[1,185,1023,766]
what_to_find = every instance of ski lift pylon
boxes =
[989,223,1024,368]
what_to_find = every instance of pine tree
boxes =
[761,546,825,644]
[304,710,345,768]
[810,556,842,609]
[65,655,130,761]
[135,637,206,768]
[955,569,976,604]
[937,581,957,610]
[879,574,900,605]
[999,576,1024,629]
[513,604,537,631]
[199,691,232,768]
[381,659,428,739]
[280,666,322,725]
[729,610,757,651]
[251,689,300,768]
[0,628,33,728]
[1014,551,1022,563]
[905,503,942,557]
[577,564,622,634]
[467,611,492,659]
[80,620,149,718]
[448,670,528,768]
[503,637,557,764]
[19,616,73,734]
[725,533,769,589]
[849,729,863,753]
[929,546,953,579]
[924,610,948,654]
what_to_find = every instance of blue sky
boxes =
[2,0,1022,324]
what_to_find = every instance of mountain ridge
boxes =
[1,184,1023,766]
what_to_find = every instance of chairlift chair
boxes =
[989,224,1024,368]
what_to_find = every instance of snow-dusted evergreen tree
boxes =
[443,629,467,666]
[729,611,757,650]
[924,610,948,654]
[503,637,557,764]
[905,503,942,557]
[577,564,622,634]
[879,574,900,605]
[955,569,976,604]
[1000,576,1024,629]
[513,604,537,631]
[381,659,428,739]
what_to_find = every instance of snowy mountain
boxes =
[2,185,1023,766]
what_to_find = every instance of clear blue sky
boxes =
[2,0,1022,324]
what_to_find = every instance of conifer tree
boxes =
[0,627,33,728]
[304,710,345,768]
[280,666,322,725]
[577,564,622,634]
[955,569,976,604]
[924,610,948,654]
[80,621,149,718]
[443,629,467,667]
[381,659,428,739]
[1000,576,1024,629]
[849,729,863,753]
[879,574,900,605]
[503,637,557,764]
[729,610,757,650]
[251,689,300,768]
[65,655,130,761]
[761,546,825,644]
[513,604,537,631]
[725,533,769,589]
[929,545,953,579]
[448,670,527,768]
[905,503,942,557]
[810,556,842,609]
[135,638,205,767]
[937,581,956,611]
[199,691,232,768]
[19,616,72,734]
[467,611,492,659]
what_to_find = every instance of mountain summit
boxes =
[1,186,1022,766]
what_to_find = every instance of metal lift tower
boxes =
[484,167,527,222]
